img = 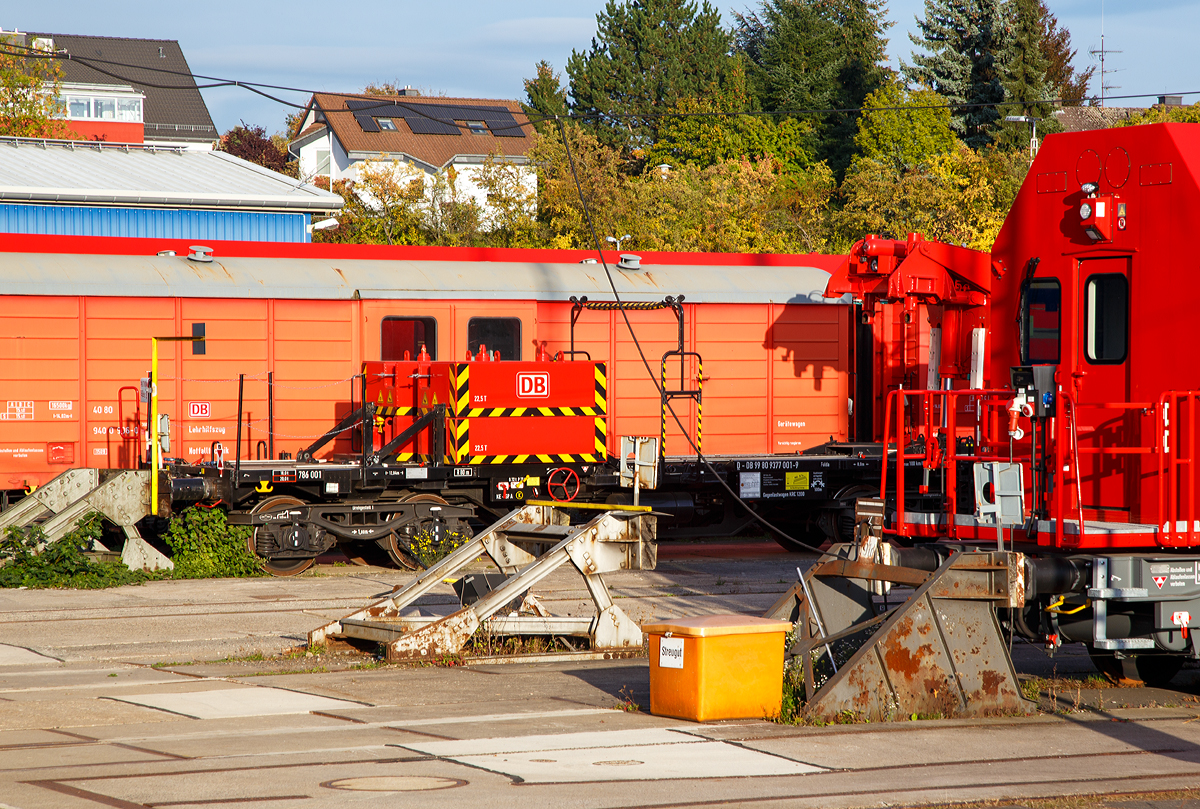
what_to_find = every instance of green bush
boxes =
[0,515,154,589]
[164,506,263,579]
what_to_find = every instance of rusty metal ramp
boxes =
[310,502,656,661]
[0,468,171,571]
[773,546,1034,722]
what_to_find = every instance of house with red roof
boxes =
[289,90,537,218]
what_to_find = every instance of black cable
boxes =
[554,116,831,557]
[4,42,1193,133]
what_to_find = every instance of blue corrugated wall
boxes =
[0,204,309,242]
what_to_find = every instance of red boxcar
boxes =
[0,236,851,497]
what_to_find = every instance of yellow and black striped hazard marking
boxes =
[466,453,603,465]
[463,405,605,417]
[375,405,415,417]
[452,417,471,464]
[454,363,470,417]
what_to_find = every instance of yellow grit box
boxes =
[642,614,792,722]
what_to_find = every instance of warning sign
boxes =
[785,472,810,491]
[1154,575,1167,589]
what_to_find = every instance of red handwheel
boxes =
[547,467,580,502]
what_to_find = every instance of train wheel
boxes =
[380,493,454,570]
[247,495,315,577]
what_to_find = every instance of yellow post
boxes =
[151,337,159,514]
[148,335,205,516]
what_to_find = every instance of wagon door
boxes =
[1073,256,1140,523]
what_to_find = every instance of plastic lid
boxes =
[641,614,792,638]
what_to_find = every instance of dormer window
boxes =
[377,118,397,131]
[464,120,488,135]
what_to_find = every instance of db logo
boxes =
[189,401,211,418]
[516,372,549,398]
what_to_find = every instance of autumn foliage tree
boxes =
[0,36,77,139]
[218,122,290,173]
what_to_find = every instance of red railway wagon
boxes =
[0,235,850,499]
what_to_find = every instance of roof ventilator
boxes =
[188,245,214,263]
[617,254,643,272]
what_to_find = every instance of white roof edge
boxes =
[0,188,342,210]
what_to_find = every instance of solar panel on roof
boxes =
[344,100,524,137]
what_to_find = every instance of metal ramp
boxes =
[310,503,656,661]
[0,468,172,571]
[766,504,1032,722]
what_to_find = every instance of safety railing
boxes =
[880,388,1032,542]
[1159,391,1200,548]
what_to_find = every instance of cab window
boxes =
[382,317,436,360]
[1022,279,1060,364]
[468,317,521,360]
[1085,274,1128,363]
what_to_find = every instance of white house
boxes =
[289,91,537,219]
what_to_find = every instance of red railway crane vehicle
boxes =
[817,122,1200,684]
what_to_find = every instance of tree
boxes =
[426,166,483,247]
[1001,0,1050,117]
[475,152,539,246]
[904,0,1008,149]
[737,0,891,176]
[566,0,736,147]
[854,82,957,172]
[522,61,569,134]
[351,158,428,245]
[1038,1,1092,105]
[0,36,77,139]
[644,98,815,172]
[1115,101,1200,128]
[837,143,1029,251]
[218,123,290,173]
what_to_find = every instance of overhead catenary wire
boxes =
[554,116,831,557]
[2,41,1196,139]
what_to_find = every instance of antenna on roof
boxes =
[1089,0,1122,107]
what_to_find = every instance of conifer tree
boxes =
[522,61,569,134]
[566,0,735,148]
[736,0,890,177]
[904,0,1007,149]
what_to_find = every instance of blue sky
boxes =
[10,1,1198,135]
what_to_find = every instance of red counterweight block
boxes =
[451,360,606,461]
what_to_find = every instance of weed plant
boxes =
[0,516,154,589]
[0,506,263,589]
[164,506,262,579]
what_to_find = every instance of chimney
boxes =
[1159,95,1183,108]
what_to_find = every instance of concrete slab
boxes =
[0,697,186,731]
[399,727,823,783]
[402,727,699,755]
[0,644,59,667]
[452,739,822,783]
[107,686,364,719]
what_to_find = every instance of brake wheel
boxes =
[247,495,315,577]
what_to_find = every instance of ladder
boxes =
[309,502,656,661]
[0,468,172,571]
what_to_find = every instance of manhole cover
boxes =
[322,776,466,792]
[593,760,644,766]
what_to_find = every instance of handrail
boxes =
[879,388,1029,541]
[1159,391,1200,548]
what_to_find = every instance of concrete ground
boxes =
[1,538,1199,809]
